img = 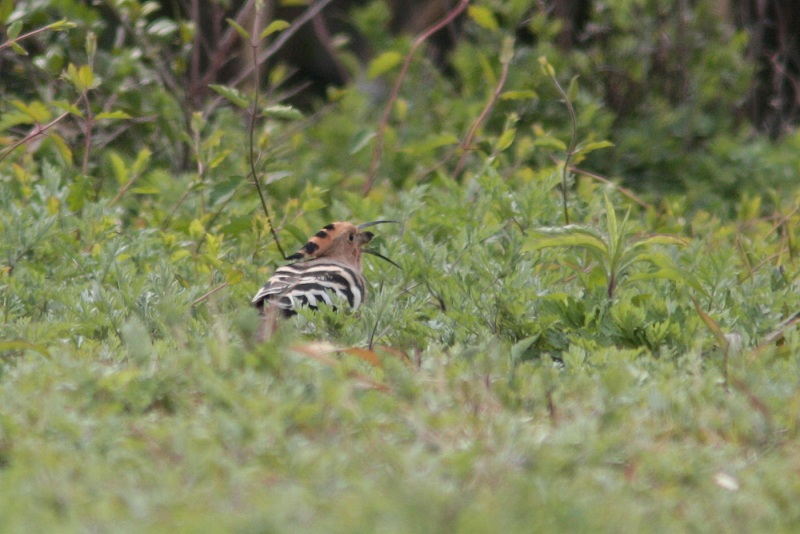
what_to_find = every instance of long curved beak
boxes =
[363,249,402,270]
[358,220,400,230]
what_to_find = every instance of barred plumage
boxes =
[252,220,395,339]
[251,259,367,316]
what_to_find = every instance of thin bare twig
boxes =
[453,39,514,178]
[567,165,654,211]
[362,0,469,196]
[247,3,288,260]
[0,111,71,165]
[206,0,336,116]
[191,282,229,307]
[0,20,74,52]
[548,74,578,225]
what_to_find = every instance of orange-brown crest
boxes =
[285,222,373,266]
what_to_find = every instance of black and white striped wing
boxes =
[252,260,367,316]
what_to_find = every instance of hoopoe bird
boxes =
[252,220,396,340]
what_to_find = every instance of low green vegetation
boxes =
[2,0,800,531]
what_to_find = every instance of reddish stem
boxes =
[362,0,469,196]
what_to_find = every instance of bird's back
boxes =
[252,258,367,317]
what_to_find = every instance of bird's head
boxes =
[287,220,398,270]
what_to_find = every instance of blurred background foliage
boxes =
[2,0,800,212]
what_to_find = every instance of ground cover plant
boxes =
[3,0,800,531]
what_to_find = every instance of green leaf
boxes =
[500,36,515,64]
[500,90,538,100]
[209,175,243,206]
[0,340,51,358]
[78,64,96,90]
[48,19,77,32]
[95,111,132,120]
[209,84,250,108]
[226,269,244,285]
[525,225,608,255]
[49,133,73,166]
[130,186,160,195]
[575,140,614,155]
[220,216,251,236]
[0,0,14,25]
[367,51,404,79]
[631,234,689,248]
[401,133,459,154]
[538,56,555,77]
[263,104,302,120]
[208,149,232,169]
[533,136,567,151]
[226,18,251,41]
[495,128,516,152]
[511,336,538,362]
[260,19,290,39]
[109,152,128,185]
[10,41,28,56]
[67,176,91,211]
[132,148,152,176]
[284,224,309,246]
[302,198,326,212]
[350,130,376,155]
[6,20,22,39]
[468,5,499,31]
[567,75,579,101]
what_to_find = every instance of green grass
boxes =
[2,164,800,532]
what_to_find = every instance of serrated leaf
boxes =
[226,18,251,41]
[95,111,132,120]
[500,90,538,100]
[67,176,92,211]
[260,19,290,39]
[468,5,499,31]
[209,84,250,108]
[367,51,403,79]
